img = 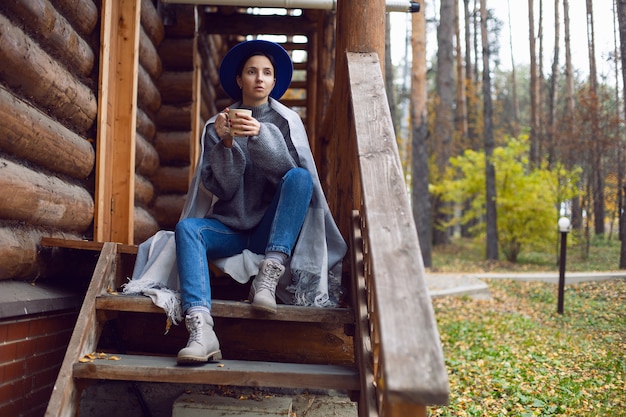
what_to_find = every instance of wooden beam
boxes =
[202,12,315,35]
[191,10,203,183]
[95,0,142,244]
[347,52,449,409]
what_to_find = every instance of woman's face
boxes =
[236,54,276,106]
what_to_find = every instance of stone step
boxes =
[173,394,292,417]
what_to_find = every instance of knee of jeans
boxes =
[285,167,312,189]
[175,218,194,237]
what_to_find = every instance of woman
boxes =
[156,40,347,365]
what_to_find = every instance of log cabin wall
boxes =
[150,4,228,231]
[0,1,166,415]
[0,0,167,278]
[0,2,335,415]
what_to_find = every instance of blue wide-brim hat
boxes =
[219,40,294,101]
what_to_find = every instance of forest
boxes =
[386,0,626,269]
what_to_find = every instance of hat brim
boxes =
[219,40,294,101]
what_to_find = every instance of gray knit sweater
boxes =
[201,102,300,230]
[129,98,347,313]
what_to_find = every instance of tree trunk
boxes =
[586,0,605,236]
[537,0,545,164]
[615,0,626,267]
[506,0,520,137]
[455,0,468,142]
[480,0,499,260]
[547,0,560,167]
[528,0,540,166]
[385,13,398,131]
[433,0,455,245]
[563,0,583,230]
[411,0,432,268]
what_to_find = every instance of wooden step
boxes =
[73,354,360,391]
[96,294,354,324]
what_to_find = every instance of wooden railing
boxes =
[346,52,449,416]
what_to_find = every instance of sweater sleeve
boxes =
[247,122,297,184]
[200,126,247,201]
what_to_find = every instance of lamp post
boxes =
[557,217,571,314]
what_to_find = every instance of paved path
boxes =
[425,271,626,299]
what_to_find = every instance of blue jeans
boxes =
[175,167,313,313]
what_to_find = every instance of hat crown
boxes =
[219,40,294,101]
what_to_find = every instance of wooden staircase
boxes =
[42,237,359,417]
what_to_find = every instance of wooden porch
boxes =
[0,0,447,415]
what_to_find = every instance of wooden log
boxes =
[0,225,82,280]
[151,193,186,230]
[135,185,154,210]
[0,13,97,133]
[139,26,163,80]
[136,133,160,177]
[163,5,196,38]
[207,35,225,78]
[199,34,221,87]
[157,71,193,104]
[158,38,194,71]
[141,0,164,46]
[156,104,192,130]
[134,206,159,245]
[203,12,315,35]
[51,0,98,36]
[151,166,189,193]
[216,97,235,111]
[0,86,94,180]
[0,158,94,232]
[154,131,191,165]
[201,68,217,106]
[137,108,156,142]
[1,0,95,77]
[137,64,162,114]
[135,174,155,206]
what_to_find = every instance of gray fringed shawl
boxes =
[123,98,347,325]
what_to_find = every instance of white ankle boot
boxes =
[177,312,221,364]
[249,259,285,313]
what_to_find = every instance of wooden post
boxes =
[326,0,386,241]
[95,0,142,244]
[190,8,203,182]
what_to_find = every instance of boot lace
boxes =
[185,313,204,344]
[257,261,283,293]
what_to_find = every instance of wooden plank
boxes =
[347,52,449,407]
[202,13,315,35]
[95,0,141,245]
[45,242,119,417]
[40,237,138,254]
[190,30,203,182]
[350,212,378,417]
[96,295,354,324]
[73,354,360,390]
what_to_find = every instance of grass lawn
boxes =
[428,238,625,416]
